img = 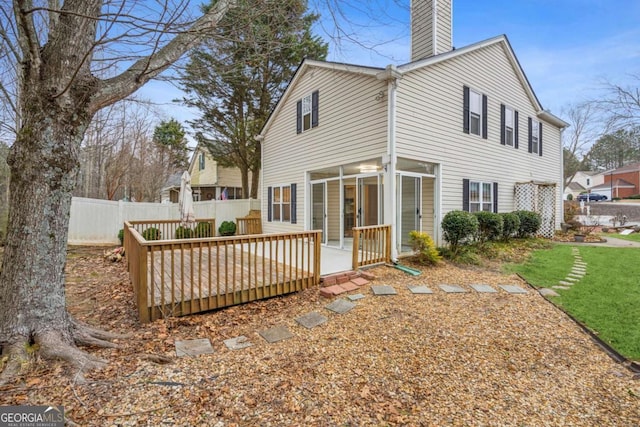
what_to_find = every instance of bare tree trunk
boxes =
[250,167,260,199]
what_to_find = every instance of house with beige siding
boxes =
[258,0,568,260]
[161,143,250,202]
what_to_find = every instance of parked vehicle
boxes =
[577,193,608,202]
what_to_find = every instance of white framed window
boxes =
[531,119,540,154]
[271,185,291,222]
[504,106,514,146]
[469,90,482,136]
[302,94,312,131]
[296,91,319,134]
[469,181,493,212]
[199,152,205,170]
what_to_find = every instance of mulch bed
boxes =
[0,246,638,426]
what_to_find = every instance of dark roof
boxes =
[612,162,640,174]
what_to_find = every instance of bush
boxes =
[218,220,236,236]
[441,210,478,253]
[566,193,573,201]
[175,226,193,239]
[500,212,520,240]
[408,230,442,266]
[141,227,161,241]
[194,221,213,238]
[473,211,503,243]
[514,210,541,238]
[117,229,124,245]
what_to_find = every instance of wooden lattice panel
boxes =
[515,182,556,238]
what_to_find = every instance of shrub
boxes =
[566,193,573,201]
[141,227,161,241]
[473,211,503,243]
[175,226,193,239]
[408,230,442,266]
[194,221,213,238]
[117,229,124,245]
[514,210,541,238]
[441,210,478,253]
[500,212,520,240]
[218,220,236,236]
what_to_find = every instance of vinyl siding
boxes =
[435,0,452,55]
[396,42,563,228]
[411,0,452,60]
[262,66,388,234]
[189,148,217,186]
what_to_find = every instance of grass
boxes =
[506,244,640,361]
[602,232,640,242]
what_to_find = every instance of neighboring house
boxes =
[258,0,568,259]
[564,170,604,200]
[594,162,640,199]
[160,143,251,203]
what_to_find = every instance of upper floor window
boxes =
[528,118,542,156]
[296,90,319,134]
[586,178,591,186]
[501,105,519,148]
[198,152,205,170]
[463,86,487,139]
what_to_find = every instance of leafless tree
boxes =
[0,0,235,385]
[597,74,640,131]
[561,102,602,183]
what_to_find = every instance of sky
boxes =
[138,0,640,135]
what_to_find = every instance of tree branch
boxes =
[13,0,42,77]
[90,0,236,114]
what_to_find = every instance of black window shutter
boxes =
[296,100,302,134]
[462,179,470,211]
[493,182,498,213]
[290,183,297,224]
[514,111,519,149]
[482,94,488,139]
[500,104,506,145]
[528,117,533,153]
[311,91,319,128]
[463,86,470,134]
[538,122,543,156]
[267,186,273,222]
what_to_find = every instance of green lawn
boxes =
[506,244,640,361]
[602,232,640,242]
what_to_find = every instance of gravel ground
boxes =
[0,249,638,426]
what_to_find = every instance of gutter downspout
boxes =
[377,65,402,262]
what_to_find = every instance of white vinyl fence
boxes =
[68,197,261,245]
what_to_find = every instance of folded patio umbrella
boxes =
[179,171,195,228]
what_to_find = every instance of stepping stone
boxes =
[568,273,583,279]
[320,285,347,297]
[175,338,214,357]
[295,312,328,329]
[552,285,571,290]
[347,293,365,301]
[575,262,587,267]
[572,267,586,272]
[407,285,434,294]
[498,284,527,294]
[539,288,560,297]
[438,284,467,293]
[340,281,360,292]
[558,281,574,286]
[564,277,578,282]
[223,336,253,350]
[469,284,497,293]
[258,325,293,343]
[325,299,356,314]
[371,285,398,295]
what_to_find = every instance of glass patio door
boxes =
[399,175,421,251]
[311,182,327,244]
[357,175,382,227]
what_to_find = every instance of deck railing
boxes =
[236,217,262,235]
[128,219,216,240]
[351,224,392,270]
[124,220,321,323]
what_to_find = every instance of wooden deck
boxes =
[125,221,321,322]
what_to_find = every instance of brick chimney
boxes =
[411,0,453,61]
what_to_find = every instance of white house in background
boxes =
[160,143,251,203]
[258,0,568,259]
[564,170,604,200]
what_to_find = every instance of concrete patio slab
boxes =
[175,338,214,357]
[469,284,497,293]
[407,285,434,294]
[438,284,467,293]
[295,312,328,329]
[325,299,356,314]
[498,285,528,294]
[258,325,293,343]
[371,285,398,295]
[223,336,253,350]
